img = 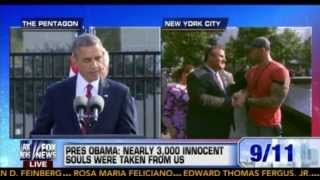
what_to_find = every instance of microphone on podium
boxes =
[88,95,105,123]
[73,96,88,123]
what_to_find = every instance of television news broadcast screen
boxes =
[0,4,319,176]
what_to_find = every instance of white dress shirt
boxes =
[76,73,99,97]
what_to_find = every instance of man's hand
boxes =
[232,90,247,107]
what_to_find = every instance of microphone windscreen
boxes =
[88,95,105,112]
[73,96,88,112]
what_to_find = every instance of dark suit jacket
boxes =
[30,75,137,136]
[186,65,234,138]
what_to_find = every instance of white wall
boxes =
[120,27,161,52]
[23,31,75,52]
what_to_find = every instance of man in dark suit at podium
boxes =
[30,33,136,136]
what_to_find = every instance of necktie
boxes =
[86,84,93,99]
[80,84,93,134]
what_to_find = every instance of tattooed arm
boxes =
[247,79,290,108]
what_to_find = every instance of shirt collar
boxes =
[205,64,219,74]
[76,73,99,96]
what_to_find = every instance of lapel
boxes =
[66,76,76,111]
[202,65,216,88]
[202,65,226,94]
[95,78,111,129]
[65,76,79,131]
[98,78,111,99]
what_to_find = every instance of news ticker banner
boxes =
[1,168,320,177]
[64,144,235,167]
[19,140,237,168]
[16,138,320,168]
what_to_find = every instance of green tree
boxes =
[161,30,221,70]
[300,37,311,74]
[270,28,303,65]
[225,27,277,73]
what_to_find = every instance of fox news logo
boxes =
[20,140,56,168]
